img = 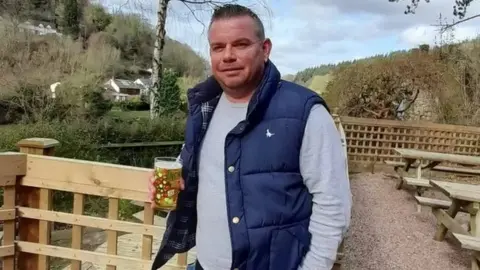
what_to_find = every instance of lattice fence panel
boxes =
[339,116,480,166]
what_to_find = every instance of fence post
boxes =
[16,138,59,270]
[0,152,26,270]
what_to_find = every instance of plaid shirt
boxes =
[152,96,221,269]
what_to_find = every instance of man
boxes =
[150,4,352,270]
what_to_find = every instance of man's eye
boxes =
[235,43,249,48]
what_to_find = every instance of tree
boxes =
[389,0,479,31]
[105,13,154,66]
[63,0,80,37]
[154,68,181,115]
[81,3,112,39]
[0,0,35,22]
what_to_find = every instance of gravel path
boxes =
[343,173,471,270]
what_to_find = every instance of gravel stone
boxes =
[342,173,471,270]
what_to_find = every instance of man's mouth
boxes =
[222,67,243,72]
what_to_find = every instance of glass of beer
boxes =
[153,157,182,210]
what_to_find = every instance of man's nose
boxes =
[222,45,236,62]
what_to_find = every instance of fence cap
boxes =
[16,138,60,149]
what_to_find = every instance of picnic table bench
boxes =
[393,148,480,189]
[385,156,480,179]
[392,149,480,214]
[429,180,480,270]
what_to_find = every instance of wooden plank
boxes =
[24,154,152,195]
[430,180,480,202]
[0,245,15,258]
[432,165,480,175]
[107,198,119,270]
[20,176,149,202]
[71,193,85,270]
[0,152,27,176]
[404,177,431,187]
[433,208,468,241]
[395,148,480,166]
[2,178,16,269]
[431,180,480,193]
[97,141,184,149]
[17,207,165,235]
[469,202,480,270]
[414,196,451,209]
[142,204,154,261]
[453,233,480,252]
[0,175,17,186]
[39,188,52,270]
[16,138,60,149]
[16,241,153,270]
[0,209,16,221]
[17,138,58,270]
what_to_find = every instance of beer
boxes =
[153,157,182,210]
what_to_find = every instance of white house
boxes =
[103,78,143,101]
[134,78,152,96]
[19,20,61,36]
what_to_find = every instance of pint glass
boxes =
[152,157,182,210]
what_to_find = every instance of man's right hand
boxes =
[148,170,185,209]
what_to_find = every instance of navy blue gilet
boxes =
[152,60,328,270]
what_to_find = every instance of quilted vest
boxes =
[152,60,328,270]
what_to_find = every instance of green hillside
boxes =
[307,74,332,94]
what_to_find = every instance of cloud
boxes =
[102,0,480,75]
[400,24,480,47]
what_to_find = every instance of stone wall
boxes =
[407,90,437,122]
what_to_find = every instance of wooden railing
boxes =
[0,138,189,270]
[334,116,480,166]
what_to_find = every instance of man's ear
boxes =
[262,38,272,62]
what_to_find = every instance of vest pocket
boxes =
[269,223,311,270]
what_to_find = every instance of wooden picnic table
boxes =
[429,180,480,270]
[393,148,480,190]
[393,149,480,269]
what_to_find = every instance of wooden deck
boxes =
[61,211,197,270]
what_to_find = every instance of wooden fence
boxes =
[0,138,189,270]
[334,115,480,167]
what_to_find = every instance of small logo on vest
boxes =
[266,129,275,138]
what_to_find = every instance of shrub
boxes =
[83,88,113,119]
[153,69,182,116]
[118,97,150,111]
[324,51,448,119]
[0,82,77,124]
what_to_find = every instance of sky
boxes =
[101,0,480,75]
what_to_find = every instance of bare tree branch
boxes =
[437,13,480,33]
[180,1,206,32]
[179,0,238,6]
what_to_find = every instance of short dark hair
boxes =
[209,4,265,40]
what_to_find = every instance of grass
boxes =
[107,109,150,120]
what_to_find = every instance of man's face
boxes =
[208,16,272,91]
